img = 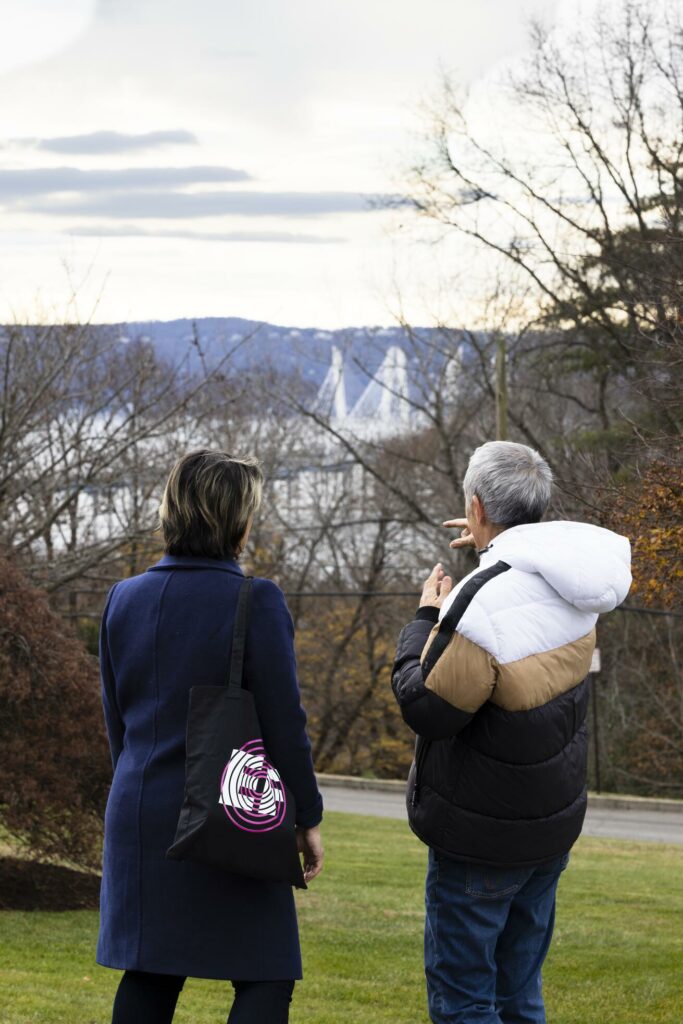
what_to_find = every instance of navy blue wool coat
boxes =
[96,554,323,981]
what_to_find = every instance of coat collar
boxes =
[147,553,245,576]
[477,527,518,566]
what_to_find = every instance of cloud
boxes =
[0,165,251,199]
[25,190,392,218]
[67,224,345,244]
[14,129,198,154]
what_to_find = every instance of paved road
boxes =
[318,784,683,845]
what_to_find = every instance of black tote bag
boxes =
[166,577,306,889]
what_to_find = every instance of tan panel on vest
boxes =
[491,628,596,712]
[420,626,498,713]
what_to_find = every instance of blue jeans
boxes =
[424,849,570,1024]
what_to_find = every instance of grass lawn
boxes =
[1,811,682,1023]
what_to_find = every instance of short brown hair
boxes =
[158,449,263,560]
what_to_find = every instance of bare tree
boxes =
[404,0,682,444]
[0,321,252,593]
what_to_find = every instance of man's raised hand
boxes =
[443,517,476,550]
[419,562,453,609]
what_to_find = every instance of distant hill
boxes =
[106,317,452,407]
[4,316,480,423]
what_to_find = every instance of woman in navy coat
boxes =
[97,449,324,1024]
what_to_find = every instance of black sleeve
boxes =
[391,615,473,740]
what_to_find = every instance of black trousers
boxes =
[111,970,295,1024]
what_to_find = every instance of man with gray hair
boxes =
[391,440,632,1024]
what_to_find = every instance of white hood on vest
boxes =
[483,520,632,614]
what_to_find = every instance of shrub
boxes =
[0,553,109,867]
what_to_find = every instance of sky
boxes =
[0,0,599,328]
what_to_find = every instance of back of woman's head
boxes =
[158,449,263,560]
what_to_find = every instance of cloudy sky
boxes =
[0,0,596,327]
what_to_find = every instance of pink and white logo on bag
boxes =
[219,739,286,833]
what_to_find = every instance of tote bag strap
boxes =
[228,576,254,689]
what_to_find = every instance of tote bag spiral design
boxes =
[219,738,287,832]
[166,577,306,888]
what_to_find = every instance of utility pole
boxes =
[495,336,508,440]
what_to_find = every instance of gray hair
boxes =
[463,441,553,527]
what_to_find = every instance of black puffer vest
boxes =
[392,563,589,866]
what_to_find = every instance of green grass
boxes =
[1,811,682,1023]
